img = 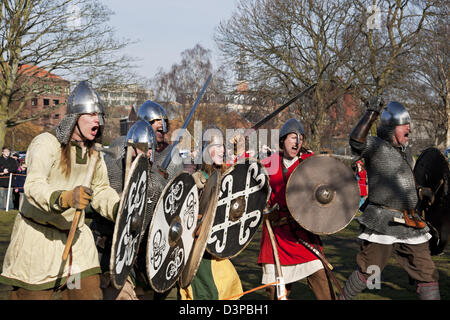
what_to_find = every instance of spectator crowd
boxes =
[0,146,27,210]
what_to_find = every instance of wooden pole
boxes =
[265,218,287,300]
[62,150,99,261]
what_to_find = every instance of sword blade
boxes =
[244,83,317,137]
[161,74,212,170]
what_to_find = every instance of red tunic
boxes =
[357,169,368,196]
[257,152,323,265]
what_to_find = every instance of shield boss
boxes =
[286,155,359,235]
[145,172,199,293]
[206,159,270,258]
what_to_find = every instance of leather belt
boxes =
[19,212,69,233]
[370,203,426,229]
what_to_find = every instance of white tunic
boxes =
[0,133,120,290]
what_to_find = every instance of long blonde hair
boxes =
[59,140,95,177]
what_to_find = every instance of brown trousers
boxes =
[9,275,102,300]
[356,240,439,283]
[267,269,335,300]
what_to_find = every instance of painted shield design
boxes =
[146,172,199,293]
[110,153,149,289]
[414,147,450,255]
[206,159,270,259]
[286,155,359,235]
[179,169,220,289]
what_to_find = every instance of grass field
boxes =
[0,210,448,300]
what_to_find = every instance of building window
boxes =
[43,84,51,94]
[43,99,50,106]
[54,114,60,119]
[53,99,59,106]
[31,98,38,106]
[54,86,61,95]
[31,83,39,93]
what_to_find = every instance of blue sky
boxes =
[105,0,238,79]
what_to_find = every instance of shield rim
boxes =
[109,153,149,289]
[206,157,270,259]
[178,169,221,289]
[413,147,450,255]
[414,147,449,188]
[145,171,199,293]
[286,154,359,235]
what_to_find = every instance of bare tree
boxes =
[215,0,441,150]
[0,0,134,148]
[152,44,214,104]
[151,44,229,120]
[215,0,361,150]
[397,4,449,149]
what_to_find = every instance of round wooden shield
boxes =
[414,147,450,255]
[145,172,199,293]
[286,155,359,235]
[179,170,220,289]
[206,159,270,259]
[110,153,149,289]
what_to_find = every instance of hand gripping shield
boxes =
[286,155,359,235]
[206,159,270,258]
[179,169,220,289]
[145,172,199,293]
[414,147,450,255]
[110,153,149,289]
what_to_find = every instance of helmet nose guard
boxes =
[137,100,169,134]
[126,120,157,163]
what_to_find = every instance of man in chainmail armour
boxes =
[341,97,440,300]
[89,119,156,299]
[138,100,184,214]
[92,101,183,300]
[133,100,184,299]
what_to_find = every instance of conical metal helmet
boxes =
[380,101,411,127]
[67,80,105,125]
[126,120,157,162]
[377,101,411,143]
[137,100,168,133]
[280,118,305,147]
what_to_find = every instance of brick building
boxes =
[18,64,71,131]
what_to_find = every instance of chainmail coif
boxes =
[54,113,80,145]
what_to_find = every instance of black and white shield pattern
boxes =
[110,153,149,289]
[206,159,270,259]
[179,169,220,289]
[146,172,199,293]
